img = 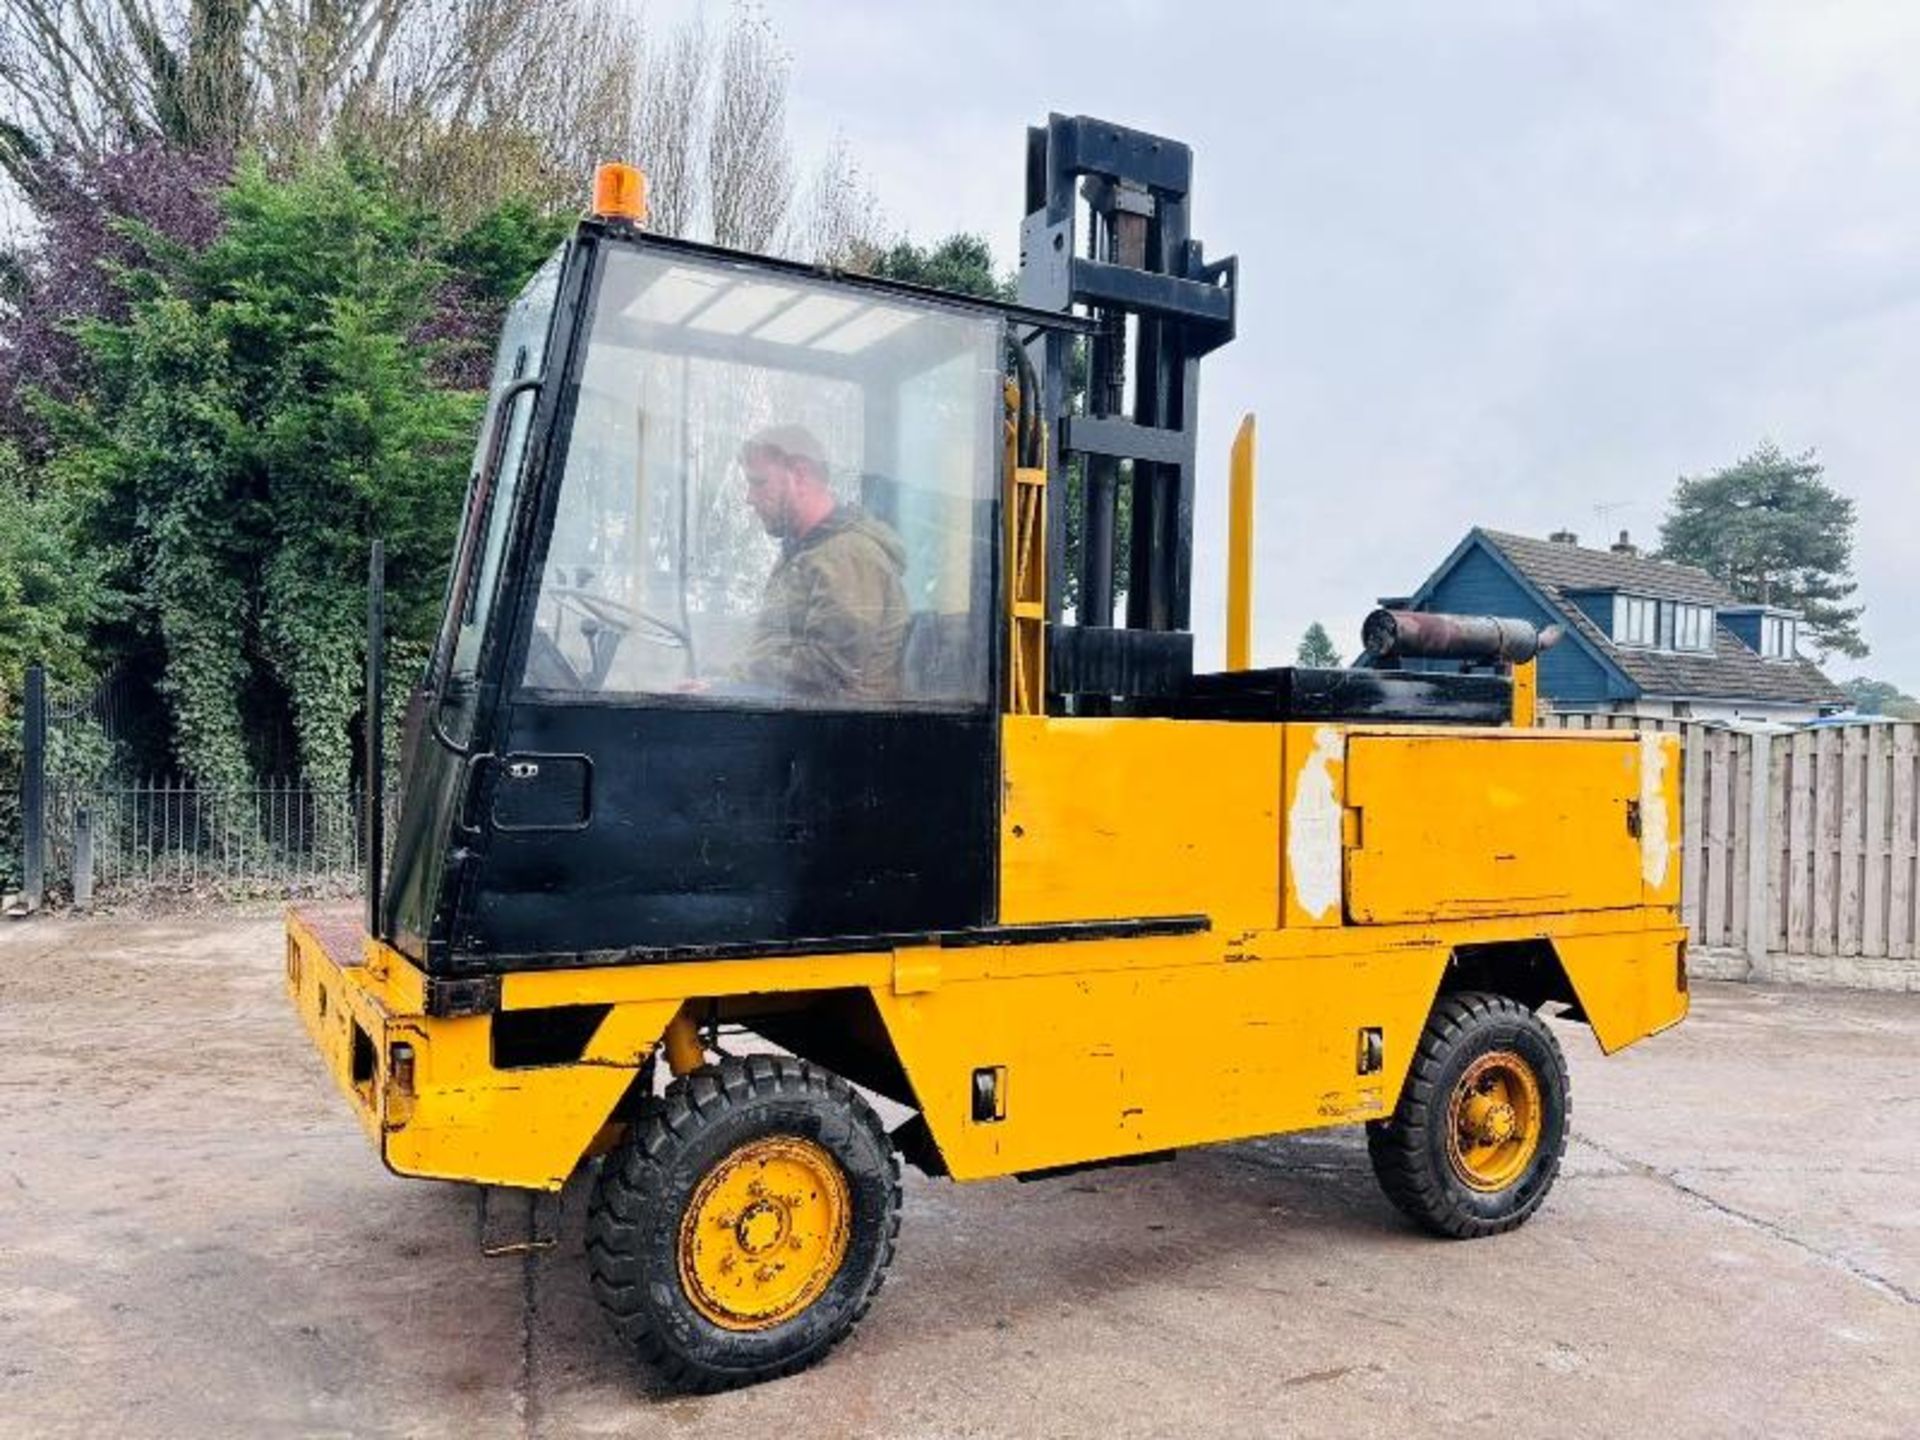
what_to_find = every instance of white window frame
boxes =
[1760,614,1797,659]
[1613,593,1657,647]
[1672,603,1712,653]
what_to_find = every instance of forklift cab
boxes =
[384,224,1028,972]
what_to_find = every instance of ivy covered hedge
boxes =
[1,149,564,805]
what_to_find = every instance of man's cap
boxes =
[742,423,827,473]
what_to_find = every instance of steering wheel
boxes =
[548,587,688,647]
[543,586,692,689]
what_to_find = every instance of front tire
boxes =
[1367,991,1569,1238]
[587,1055,901,1391]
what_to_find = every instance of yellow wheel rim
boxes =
[1445,1050,1544,1193]
[678,1135,851,1331]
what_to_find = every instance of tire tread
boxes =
[586,1055,901,1392]
[1367,991,1570,1240]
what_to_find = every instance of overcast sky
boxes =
[672,0,1919,683]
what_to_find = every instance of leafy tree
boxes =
[0,144,230,453]
[0,2,861,815]
[43,153,553,791]
[1,142,565,448]
[1840,678,1920,719]
[858,234,1012,299]
[0,441,104,715]
[420,196,571,389]
[1296,621,1342,668]
[439,198,571,310]
[1657,443,1867,659]
[0,440,107,884]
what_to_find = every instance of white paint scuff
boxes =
[1288,726,1345,921]
[1640,733,1672,889]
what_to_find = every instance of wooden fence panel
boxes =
[1786,731,1815,953]
[1863,726,1890,957]
[1702,728,1733,947]
[1768,737,1790,952]
[1527,712,1920,967]
[1729,732,1752,954]
[1838,727,1865,957]
[1893,728,1917,960]
[1682,724,1706,933]
[1812,730,1839,958]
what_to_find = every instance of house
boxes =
[1380,527,1848,723]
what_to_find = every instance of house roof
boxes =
[1473,530,1848,709]
[1480,530,1731,604]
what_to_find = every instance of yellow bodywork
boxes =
[1343,732,1646,922]
[999,715,1280,930]
[286,716,1688,1192]
[1225,415,1255,672]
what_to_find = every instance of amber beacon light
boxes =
[592,162,648,223]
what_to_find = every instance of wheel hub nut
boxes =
[735,1200,787,1255]
[1479,1101,1517,1144]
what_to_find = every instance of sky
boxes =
[11,2,1911,683]
[661,0,1920,684]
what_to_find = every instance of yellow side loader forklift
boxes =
[287,115,1688,1391]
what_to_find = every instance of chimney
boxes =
[1548,529,1579,545]
[1611,529,1637,556]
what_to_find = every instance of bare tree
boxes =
[2,0,855,254]
[0,0,189,186]
[632,6,868,259]
[363,0,649,217]
[633,10,707,239]
[0,0,641,202]
[798,136,883,266]
[705,7,788,252]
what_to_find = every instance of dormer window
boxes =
[1613,595,1657,647]
[1608,595,1713,652]
[1672,603,1712,653]
[1761,613,1797,660]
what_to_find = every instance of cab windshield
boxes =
[525,245,1001,710]
[436,247,564,741]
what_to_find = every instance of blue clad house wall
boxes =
[1408,542,1620,704]
[1720,611,1764,652]
[1567,593,1613,634]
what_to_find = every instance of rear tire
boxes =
[587,1055,901,1391]
[1367,991,1569,1239]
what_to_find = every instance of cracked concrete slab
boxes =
[2,913,1916,1438]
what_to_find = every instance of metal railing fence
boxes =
[41,775,391,896]
[11,660,394,903]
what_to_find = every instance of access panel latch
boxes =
[489,753,592,831]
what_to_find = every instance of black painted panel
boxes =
[1051,626,1194,698]
[382,683,467,964]
[492,753,592,830]
[458,701,995,960]
[1177,666,1512,724]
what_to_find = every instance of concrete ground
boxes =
[1,914,1916,1440]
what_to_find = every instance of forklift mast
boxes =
[1018,114,1237,707]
